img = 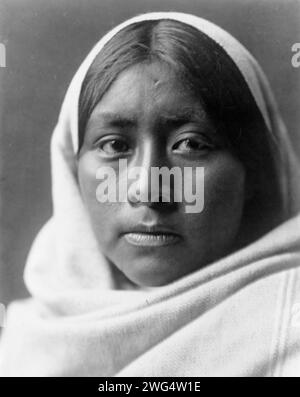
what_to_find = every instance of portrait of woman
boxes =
[0,9,299,377]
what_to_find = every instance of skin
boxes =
[78,61,246,287]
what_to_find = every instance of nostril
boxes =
[126,165,177,208]
[127,188,178,212]
[150,191,172,203]
[127,191,140,204]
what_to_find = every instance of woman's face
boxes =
[78,62,246,286]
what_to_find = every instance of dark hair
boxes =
[78,19,286,243]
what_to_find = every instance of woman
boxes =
[0,11,299,376]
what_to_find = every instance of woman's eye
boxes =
[98,139,131,156]
[173,138,212,153]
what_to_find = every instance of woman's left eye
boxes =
[172,138,213,153]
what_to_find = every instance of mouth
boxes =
[121,224,181,247]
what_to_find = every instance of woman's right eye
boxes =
[97,138,131,157]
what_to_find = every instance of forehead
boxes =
[88,61,207,122]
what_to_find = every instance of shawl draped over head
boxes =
[0,12,300,377]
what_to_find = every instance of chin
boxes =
[117,258,199,287]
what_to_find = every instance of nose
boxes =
[127,140,176,210]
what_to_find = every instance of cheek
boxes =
[186,152,246,250]
[205,154,246,215]
[77,154,119,246]
[78,153,102,212]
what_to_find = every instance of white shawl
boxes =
[0,12,300,377]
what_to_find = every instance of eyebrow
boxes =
[158,109,207,128]
[91,112,136,128]
[89,108,209,130]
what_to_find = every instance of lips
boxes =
[121,224,181,247]
[124,232,180,247]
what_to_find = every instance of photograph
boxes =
[0,0,299,379]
